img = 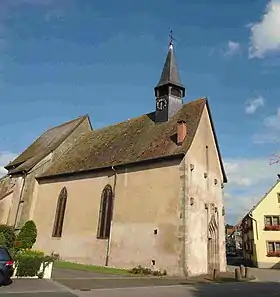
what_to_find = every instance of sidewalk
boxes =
[228,265,280,282]
[0,279,76,296]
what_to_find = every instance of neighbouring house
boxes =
[242,179,280,268]
[234,224,243,251]
[225,224,242,256]
[225,224,235,237]
[0,42,227,276]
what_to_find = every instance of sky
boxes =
[0,0,280,225]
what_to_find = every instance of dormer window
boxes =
[171,87,181,97]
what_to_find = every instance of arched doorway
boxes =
[208,213,219,272]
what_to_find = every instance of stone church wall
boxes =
[185,106,226,276]
[0,192,13,225]
[32,159,183,276]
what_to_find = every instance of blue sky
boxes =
[0,0,280,224]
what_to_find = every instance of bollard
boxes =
[212,269,219,280]
[245,267,251,279]
[235,267,241,281]
[240,265,245,278]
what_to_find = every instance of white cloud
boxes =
[225,157,278,187]
[224,157,280,224]
[0,151,17,177]
[224,41,240,56]
[249,0,280,59]
[264,108,280,129]
[245,96,265,114]
[253,108,280,143]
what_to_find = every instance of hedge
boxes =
[14,249,56,278]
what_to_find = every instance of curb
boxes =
[46,279,82,297]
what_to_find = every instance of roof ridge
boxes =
[46,115,88,133]
[90,113,148,133]
[5,115,89,173]
[242,179,280,221]
[185,97,207,105]
[90,98,207,134]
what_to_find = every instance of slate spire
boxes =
[154,35,186,123]
[156,43,184,88]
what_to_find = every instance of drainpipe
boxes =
[105,166,117,267]
[13,171,27,229]
[181,158,189,278]
[248,213,258,240]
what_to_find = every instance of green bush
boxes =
[15,250,44,277]
[14,249,56,278]
[0,224,15,249]
[129,265,167,276]
[15,220,37,250]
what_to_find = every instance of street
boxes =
[1,278,280,297]
[2,294,74,297]
[1,265,280,297]
[75,282,280,297]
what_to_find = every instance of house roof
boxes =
[39,98,227,182]
[0,175,15,200]
[5,115,89,175]
[241,179,280,222]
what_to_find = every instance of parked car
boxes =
[0,246,14,285]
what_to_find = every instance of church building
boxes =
[0,41,227,276]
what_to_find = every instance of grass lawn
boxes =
[54,260,132,275]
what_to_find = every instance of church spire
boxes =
[154,32,186,123]
[155,32,185,95]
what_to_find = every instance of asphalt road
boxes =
[74,282,280,297]
[1,279,280,297]
[2,292,77,297]
[2,266,280,297]
[55,277,188,290]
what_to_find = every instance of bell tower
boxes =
[154,34,185,123]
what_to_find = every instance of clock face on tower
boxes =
[156,98,167,111]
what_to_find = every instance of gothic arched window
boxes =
[97,185,113,239]
[52,187,67,238]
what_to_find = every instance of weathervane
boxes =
[169,30,174,46]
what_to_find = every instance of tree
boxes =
[0,225,15,249]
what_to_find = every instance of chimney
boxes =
[177,120,187,145]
